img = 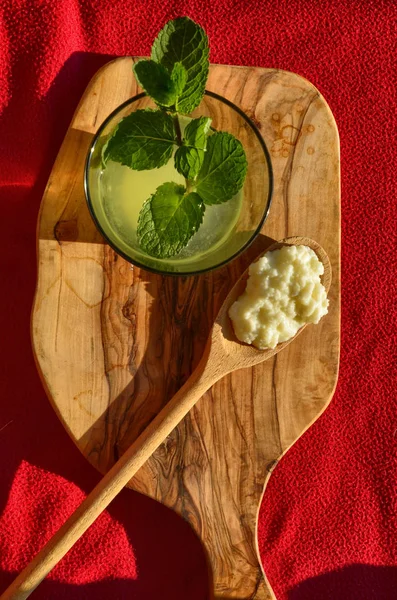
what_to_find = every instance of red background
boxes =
[0,1,396,598]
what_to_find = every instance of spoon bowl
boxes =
[207,235,332,374]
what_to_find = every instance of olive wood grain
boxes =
[29,59,340,599]
[2,238,331,600]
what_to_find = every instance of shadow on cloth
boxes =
[288,564,397,600]
[1,571,207,600]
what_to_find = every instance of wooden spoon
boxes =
[1,236,331,600]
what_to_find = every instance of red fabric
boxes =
[0,1,396,598]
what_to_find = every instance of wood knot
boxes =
[54,219,78,242]
[122,302,136,321]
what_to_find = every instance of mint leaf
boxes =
[183,116,211,148]
[151,17,209,114]
[174,117,211,179]
[174,146,204,179]
[133,60,176,107]
[171,62,187,96]
[196,132,247,204]
[103,109,176,170]
[137,183,205,258]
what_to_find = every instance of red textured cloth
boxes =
[0,1,396,599]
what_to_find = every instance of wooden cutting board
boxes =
[31,59,340,599]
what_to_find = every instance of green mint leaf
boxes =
[174,117,212,179]
[196,132,247,205]
[133,60,177,107]
[103,109,176,170]
[183,116,211,149]
[171,62,187,96]
[151,17,209,114]
[174,146,204,179]
[137,183,205,258]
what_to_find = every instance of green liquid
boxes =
[99,158,242,264]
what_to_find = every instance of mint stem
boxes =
[173,114,183,146]
[173,113,195,192]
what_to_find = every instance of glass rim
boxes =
[84,90,274,277]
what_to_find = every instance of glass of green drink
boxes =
[85,91,273,275]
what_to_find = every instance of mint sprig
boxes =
[102,17,248,260]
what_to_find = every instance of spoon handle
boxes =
[0,350,221,600]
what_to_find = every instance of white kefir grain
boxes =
[229,245,329,349]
